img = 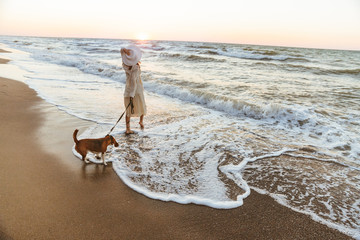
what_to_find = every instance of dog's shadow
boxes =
[81,162,111,181]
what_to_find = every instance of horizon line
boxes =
[1,33,359,52]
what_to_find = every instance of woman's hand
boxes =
[121,48,131,56]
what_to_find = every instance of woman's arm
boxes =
[127,64,138,98]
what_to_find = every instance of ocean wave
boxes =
[143,80,319,126]
[214,46,312,63]
[218,49,290,61]
[253,50,279,56]
[84,47,110,53]
[203,50,219,55]
[284,57,311,62]
[151,46,165,51]
[12,40,32,46]
[160,52,225,62]
[76,43,89,46]
[23,48,124,83]
[160,45,301,62]
[141,78,359,164]
[243,47,288,56]
[187,44,217,50]
[252,61,359,76]
[283,64,360,76]
[328,68,360,75]
[139,44,166,51]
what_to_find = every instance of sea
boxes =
[0,36,359,238]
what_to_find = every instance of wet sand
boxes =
[0,54,351,239]
[0,49,10,64]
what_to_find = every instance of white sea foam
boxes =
[73,120,295,209]
[250,186,360,240]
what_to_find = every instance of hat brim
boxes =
[121,45,142,66]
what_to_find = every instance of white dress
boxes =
[123,63,147,117]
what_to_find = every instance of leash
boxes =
[107,99,134,135]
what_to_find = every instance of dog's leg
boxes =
[83,151,90,163]
[102,153,107,166]
[77,145,89,163]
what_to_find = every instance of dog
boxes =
[73,129,119,165]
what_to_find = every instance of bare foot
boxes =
[125,130,134,135]
[139,122,144,130]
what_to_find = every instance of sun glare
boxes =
[136,33,149,41]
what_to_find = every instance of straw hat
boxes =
[121,45,142,66]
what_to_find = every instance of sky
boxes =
[0,0,359,50]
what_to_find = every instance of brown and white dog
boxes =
[73,129,119,165]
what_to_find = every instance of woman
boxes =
[120,45,147,134]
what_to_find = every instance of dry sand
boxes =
[0,54,351,239]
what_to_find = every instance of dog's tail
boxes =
[73,129,79,144]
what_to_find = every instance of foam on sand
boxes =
[72,119,294,209]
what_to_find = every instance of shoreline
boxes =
[0,53,352,239]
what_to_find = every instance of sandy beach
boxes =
[0,52,351,239]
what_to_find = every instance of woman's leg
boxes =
[126,115,134,134]
[139,115,144,129]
